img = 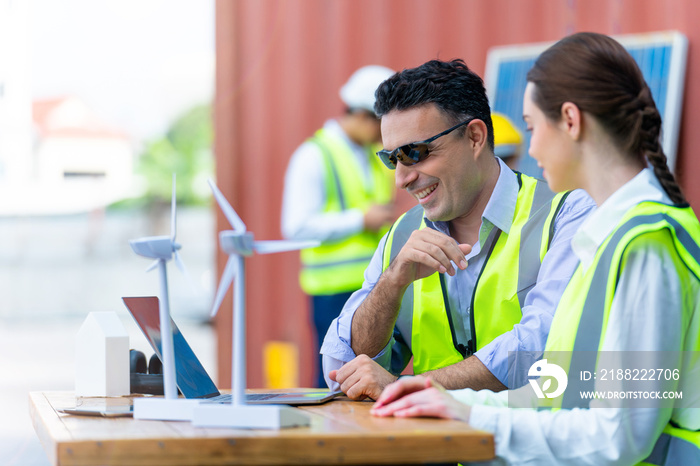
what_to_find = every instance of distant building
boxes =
[0,94,137,216]
[33,96,134,189]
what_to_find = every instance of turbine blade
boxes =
[145,259,160,272]
[173,251,196,293]
[207,179,246,232]
[254,239,320,254]
[210,256,237,318]
[171,173,177,242]
[174,250,185,273]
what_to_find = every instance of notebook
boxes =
[122,296,341,405]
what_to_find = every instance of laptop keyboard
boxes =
[204,393,278,403]
[246,393,278,401]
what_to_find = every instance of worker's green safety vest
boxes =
[300,128,394,295]
[541,201,700,465]
[382,172,568,375]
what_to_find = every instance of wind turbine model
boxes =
[129,174,200,421]
[193,179,318,429]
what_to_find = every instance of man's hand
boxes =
[363,204,396,232]
[350,228,471,358]
[329,355,397,401]
[384,228,471,290]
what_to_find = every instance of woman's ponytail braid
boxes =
[635,86,686,204]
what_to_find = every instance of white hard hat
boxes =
[339,65,395,114]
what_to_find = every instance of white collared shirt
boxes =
[452,169,700,465]
[572,168,669,271]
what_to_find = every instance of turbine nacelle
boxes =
[219,231,255,257]
[130,236,182,260]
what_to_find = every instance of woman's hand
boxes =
[370,376,472,423]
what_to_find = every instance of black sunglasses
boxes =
[376,117,476,170]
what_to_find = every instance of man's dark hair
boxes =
[374,59,494,150]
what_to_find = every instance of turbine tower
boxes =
[193,179,318,429]
[128,174,200,420]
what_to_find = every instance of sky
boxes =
[29,0,215,141]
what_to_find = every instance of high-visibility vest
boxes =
[382,172,568,375]
[542,201,700,465]
[299,128,394,295]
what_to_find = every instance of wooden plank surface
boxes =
[30,391,494,465]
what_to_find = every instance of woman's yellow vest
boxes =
[299,128,395,295]
[541,201,700,465]
[381,172,568,375]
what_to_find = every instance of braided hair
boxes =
[527,32,685,204]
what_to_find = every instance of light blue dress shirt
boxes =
[321,158,596,390]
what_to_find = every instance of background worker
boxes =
[281,65,397,388]
[322,59,596,400]
[492,112,524,170]
[372,32,700,465]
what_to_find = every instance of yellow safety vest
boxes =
[542,201,700,465]
[299,128,394,295]
[382,172,568,375]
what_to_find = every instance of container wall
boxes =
[215,0,700,388]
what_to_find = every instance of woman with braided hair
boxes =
[371,32,700,465]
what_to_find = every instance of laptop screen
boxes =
[122,296,220,399]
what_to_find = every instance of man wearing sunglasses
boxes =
[281,65,397,388]
[321,59,596,400]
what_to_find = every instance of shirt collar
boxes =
[426,157,518,237]
[572,168,671,270]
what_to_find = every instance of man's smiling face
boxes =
[380,103,482,223]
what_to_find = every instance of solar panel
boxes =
[484,31,688,177]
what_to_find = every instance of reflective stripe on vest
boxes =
[299,129,394,295]
[381,172,568,375]
[541,203,700,464]
[642,428,700,465]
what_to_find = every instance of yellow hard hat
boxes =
[492,113,523,158]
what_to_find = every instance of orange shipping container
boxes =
[214,0,700,388]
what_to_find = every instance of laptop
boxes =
[122,296,341,405]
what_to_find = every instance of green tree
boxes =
[138,103,214,206]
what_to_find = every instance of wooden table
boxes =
[30,391,495,465]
